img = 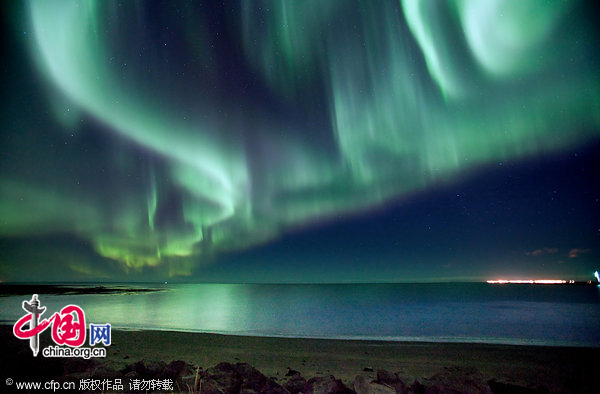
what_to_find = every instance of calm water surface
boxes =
[1,283,599,346]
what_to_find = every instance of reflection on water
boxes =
[1,283,599,346]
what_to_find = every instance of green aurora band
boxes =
[1,0,598,279]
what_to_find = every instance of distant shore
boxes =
[0,283,164,297]
[2,326,599,393]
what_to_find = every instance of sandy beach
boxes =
[2,326,598,393]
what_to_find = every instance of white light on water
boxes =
[487,279,567,284]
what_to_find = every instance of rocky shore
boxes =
[4,355,546,393]
[2,326,598,393]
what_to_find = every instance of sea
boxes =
[1,283,599,347]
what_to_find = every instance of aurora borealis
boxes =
[1,0,598,282]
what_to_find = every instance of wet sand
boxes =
[2,326,599,392]
[105,330,599,391]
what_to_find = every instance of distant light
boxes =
[487,279,566,284]
[534,280,566,284]
[595,271,599,282]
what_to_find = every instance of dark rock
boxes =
[124,370,139,379]
[200,362,243,394]
[198,362,288,394]
[354,375,396,394]
[120,359,193,380]
[286,368,301,377]
[376,370,397,384]
[250,379,289,394]
[144,360,168,378]
[285,372,307,394]
[375,370,408,393]
[121,360,168,379]
[200,378,231,394]
[422,367,492,394]
[237,363,272,393]
[409,379,425,394]
[304,375,355,394]
[63,357,99,374]
[237,363,288,394]
[165,360,196,378]
[363,367,374,372]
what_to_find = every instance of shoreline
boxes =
[96,328,600,349]
[105,329,599,381]
[0,284,165,297]
[3,321,596,349]
[3,326,598,392]
[3,321,597,349]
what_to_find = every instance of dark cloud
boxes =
[568,248,592,259]
[525,248,559,257]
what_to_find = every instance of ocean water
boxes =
[1,283,599,347]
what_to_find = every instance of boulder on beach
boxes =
[199,362,243,393]
[286,368,301,377]
[421,366,492,394]
[353,375,396,394]
[120,359,196,381]
[197,362,288,394]
[166,359,196,378]
[375,370,408,393]
[303,375,355,394]
[284,372,307,394]
[409,379,425,394]
[121,360,167,379]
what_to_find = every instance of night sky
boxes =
[1,1,598,283]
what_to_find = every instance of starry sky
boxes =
[1,0,599,283]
